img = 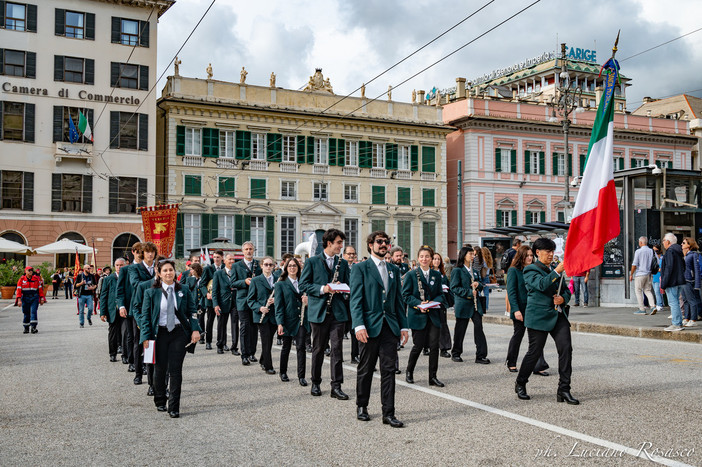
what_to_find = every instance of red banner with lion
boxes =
[138,204,179,258]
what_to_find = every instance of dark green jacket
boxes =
[402,268,446,329]
[350,258,407,338]
[449,265,484,319]
[198,263,222,308]
[212,267,236,314]
[506,267,527,320]
[115,264,133,313]
[99,273,119,323]
[274,278,310,336]
[131,278,155,328]
[247,274,277,325]
[128,262,155,317]
[397,262,410,275]
[232,259,261,311]
[139,283,201,344]
[299,253,350,324]
[523,261,571,332]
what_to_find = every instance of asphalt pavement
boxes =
[1,298,701,466]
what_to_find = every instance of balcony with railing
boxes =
[313,164,329,175]
[420,172,437,181]
[343,166,360,176]
[395,170,412,180]
[280,162,298,173]
[370,168,387,178]
[248,160,269,171]
[54,142,93,165]
[216,158,237,169]
[182,155,204,167]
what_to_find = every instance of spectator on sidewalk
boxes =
[681,238,701,327]
[630,237,658,315]
[660,233,686,332]
[572,270,589,307]
[75,265,97,327]
[63,267,73,299]
[651,245,665,312]
[502,237,523,317]
[51,270,62,300]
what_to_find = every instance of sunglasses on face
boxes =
[374,239,390,245]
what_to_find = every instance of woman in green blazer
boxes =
[275,257,311,385]
[431,252,453,358]
[140,259,201,418]
[247,256,279,375]
[403,246,447,387]
[449,245,489,364]
[505,245,549,374]
[515,237,577,405]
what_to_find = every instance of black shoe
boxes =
[249,355,258,363]
[299,378,308,387]
[156,405,167,412]
[260,363,266,371]
[217,348,224,354]
[223,345,230,352]
[169,411,179,418]
[133,376,142,385]
[88,319,92,326]
[143,367,147,375]
[405,371,414,384]
[429,377,445,387]
[440,350,451,358]
[23,328,29,334]
[31,327,38,334]
[122,356,128,364]
[351,356,361,364]
[280,373,289,382]
[557,391,580,405]
[475,357,491,364]
[276,338,282,346]
[533,370,550,377]
[451,356,463,363]
[110,355,117,362]
[396,343,401,351]
[330,388,349,400]
[357,406,370,421]
[241,357,250,366]
[147,385,154,396]
[266,369,276,375]
[206,343,212,350]
[128,364,136,372]
[310,384,322,396]
[198,338,205,344]
[80,324,84,328]
[306,345,313,353]
[382,416,404,428]
[508,367,518,373]
[231,349,240,356]
[394,369,401,374]
[324,348,331,357]
[117,346,122,354]
[515,383,530,400]
[422,349,430,356]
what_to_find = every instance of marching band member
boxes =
[232,242,261,365]
[247,256,278,374]
[100,258,125,361]
[212,253,237,355]
[275,257,310,384]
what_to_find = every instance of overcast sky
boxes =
[156,0,702,112]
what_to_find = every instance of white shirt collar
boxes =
[161,282,175,292]
[370,255,384,267]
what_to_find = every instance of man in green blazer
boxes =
[100,258,125,362]
[126,242,157,386]
[116,243,144,372]
[299,228,350,400]
[198,250,225,351]
[350,230,408,428]
[232,242,261,365]
[212,253,237,355]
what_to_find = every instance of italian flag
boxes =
[77,110,93,142]
[563,87,620,276]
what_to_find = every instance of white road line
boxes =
[2,303,15,311]
[269,344,693,467]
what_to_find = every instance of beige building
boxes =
[156,69,452,259]
[0,0,172,267]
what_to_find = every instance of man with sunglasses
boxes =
[300,228,350,399]
[75,264,97,327]
[16,266,45,333]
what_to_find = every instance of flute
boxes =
[259,276,280,324]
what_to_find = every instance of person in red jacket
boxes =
[16,266,45,333]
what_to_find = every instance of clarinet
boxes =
[416,269,426,302]
[326,259,340,314]
[299,294,307,327]
[259,275,280,324]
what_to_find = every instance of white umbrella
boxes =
[0,237,35,255]
[35,238,95,254]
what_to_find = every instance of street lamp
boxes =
[549,43,584,222]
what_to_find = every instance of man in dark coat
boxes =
[660,233,686,331]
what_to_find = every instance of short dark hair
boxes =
[322,228,346,248]
[281,253,294,262]
[142,242,158,254]
[457,245,474,267]
[532,237,556,255]
[213,250,224,257]
[366,230,389,254]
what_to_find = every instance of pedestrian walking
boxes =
[572,270,589,307]
[681,238,701,327]
[16,266,45,333]
[51,270,62,299]
[651,244,664,313]
[75,265,97,327]
[630,237,658,315]
[660,233,686,332]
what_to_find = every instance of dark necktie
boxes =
[166,286,176,332]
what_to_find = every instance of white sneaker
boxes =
[504,311,510,317]
[664,325,684,332]
[667,314,672,319]
[682,319,689,326]
[684,320,697,327]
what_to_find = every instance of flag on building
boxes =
[563,38,621,276]
[68,116,79,143]
[77,110,93,142]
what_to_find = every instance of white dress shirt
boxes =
[159,283,180,327]
[355,255,408,335]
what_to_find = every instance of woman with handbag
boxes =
[140,259,201,418]
[515,238,577,404]
[505,245,549,375]
[275,257,310,385]
[403,246,447,387]
[681,238,701,327]
[432,252,453,358]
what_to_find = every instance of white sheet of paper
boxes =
[328,283,350,293]
[143,340,156,364]
[417,301,441,310]
[442,284,450,292]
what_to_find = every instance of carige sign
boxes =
[2,81,141,105]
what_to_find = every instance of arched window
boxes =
[0,231,28,265]
[56,232,87,269]
[112,233,141,264]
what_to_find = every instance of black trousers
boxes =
[452,314,488,359]
[203,306,216,344]
[356,321,398,417]
[52,286,60,298]
[239,306,257,358]
[122,317,133,362]
[132,317,144,374]
[439,322,452,351]
[310,313,345,388]
[216,312,230,349]
[407,320,440,378]
[64,283,72,299]
[108,315,124,356]
[258,321,276,371]
[350,331,359,359]
[280,326,307,378]
[153,326,188,412]
[506,318,549,371]
[516,313,572,392]
[230,310,239,350]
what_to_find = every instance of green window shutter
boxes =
[525,211,531,224]
[495,148,501,172]
[337,138,346,166]
[328,138,337,166]
[201,213,211,245]
[567,154,572,177]
[421,146,436,173]
[267,133,282,162]
[510,149,517,173]
[496,209,503,227]
[552,153,558,175]
[306,136,314,164]
[422,189,435,207]
[202,128,219,157]
[386,143,398,170]
[539,151,545,174]
[184,175,201,196]
[397,220,411,253]
[235,130,251,160]
[359,141,373,168]
[422,222,436,250]
[557,211,565,223]
[540,211,546,223]
[176,125,185,155]
[371,219,385,233]
[175,212,184,258]
[397,187,411,206]
[296,135,306,163]
[266,216,274,257]
[250,179,266,199]
[219,177,235,197]
[579,154,586,175]
[524,151,530,174]
[410,145,419,171]
[511,211,518,226]
[234,214,244,245]
[371,186,385,205]
[618,158,624,170]
[243,215,251,242]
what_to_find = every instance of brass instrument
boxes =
[207,279,213,294]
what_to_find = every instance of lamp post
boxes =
[549,43,583,222]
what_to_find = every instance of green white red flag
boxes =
[77,110,93,142]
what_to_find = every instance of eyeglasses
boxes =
[346,253,357,257]
[374,239,390,245]
[262,263,274,267]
